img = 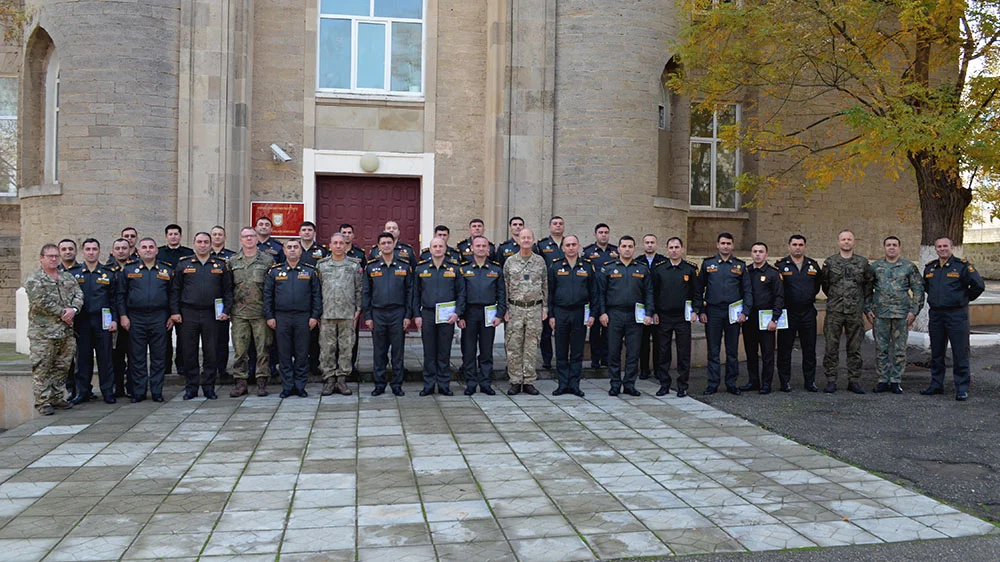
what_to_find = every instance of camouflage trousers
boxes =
[823,310,864,382]
[230,317,272,380]
[320,318,355,380]
[873,317,908,383]
[30,336,76,409]
[505,304,542,384]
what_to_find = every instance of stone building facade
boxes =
[6,0,921,326]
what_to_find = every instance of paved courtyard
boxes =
[0,377,996,562]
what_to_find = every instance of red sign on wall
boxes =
[250,202,305,238]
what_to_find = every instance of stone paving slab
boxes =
[0,378,996,562]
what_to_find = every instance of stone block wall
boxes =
[965,243,1000,280]
[0,203,19,327]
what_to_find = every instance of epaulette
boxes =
[302,262,316,268]
[686,260,698,268]
[417,258,430,265]
[490,259,500,266]
[179,255,195,262]
[958,258,968,263]
[269,263,283,270]
[925,259,936,266]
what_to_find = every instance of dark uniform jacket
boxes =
[362,256,413,320]
[547,258,598,316]
[413,259,467,317]
[170,255,234,315]
[533,236,565,264]
[641,253,669,271]
[346,245,367,264]
[157,245,194,268]
[68,263,119,318]
[105,253,138,269]
[774,256,822,310]
[747,263,784,321]
[457,237,497,264]
[652,259,701,317]
[368,241,416,270]
[698,254,754,310]
[460,260,507,318]
[211,247,236,262]
[258,237,286,264]
[923,258,986,309]
[497,238,519,267]
[596,259,654,316]
[299,242,330,267]
[582,244,619,269]
[419,245,462,264]
[263,262,322,319]
[117,260,174,316]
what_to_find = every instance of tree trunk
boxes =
[908,150,972,246]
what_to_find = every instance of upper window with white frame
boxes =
[318,0,424,96]
[690,104,740,210]
[0,77,17,196]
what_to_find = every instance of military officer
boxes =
[256,216,286,264]
[582,223,618,369]
[106,228,139,267]
[740,242,784,394]
[117,227,140,263]
[340,222,367,377]
[821,229,874,393]
[651,237,700,397]
[419,225,462,263]
[368,220,416,269]
[26,244,84,415]
[504,228,548,395]
[775,235,823,392]
[459,235,506,395]
[265,239,322,398]
[117,237,173,402]
[865,236,925,394]
[457,218,497,263]
[68,239,119,404]
[228,227,275,397]
[363,232,414,396]
[496,216,525,267]
[920,236,985,401]
[547,235,596,397]
[298,221,329,378]
[597,236,654,396]
[209,225,236,380]
[159,224,193,379]
[108,238,135,398]
[316,233,363,396]
[698,232,753,395]
[639,234,668,380]
[171,232,233,400]
[534,216,565,369]
[413,237,466,396]
[210,226,236,261]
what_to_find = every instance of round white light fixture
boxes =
[360,153,380,173]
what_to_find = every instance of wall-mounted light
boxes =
[360,153,379,173]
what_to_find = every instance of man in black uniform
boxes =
[920,236,986,401]
[419,225,462,263]
[368,220,416,269]
[340,223,367,378]
[497,216,524,267]
[69,239,119,404]
[298,221,329,377]
[209,225,236,380]
[651,237,700,397]
[459,235,506,395]
[108,238,135,397]
[159,224,194,377]
[256,216,286,264]
[111,227,140,265]
[457,218,497,263]
[698,232,752,395]
[775,235,822,392]
[534,216,565,369]
[548,235,596,397]
[117,237,173,402]
[210,226,236,261]
[171,232,233,400]
[582,223,618,369]
[639,234,668,379]
[413,237,466,396]
[596,235,654,396]
[740,242,784,394]
[265,239,322,398]
[363,232,413,396]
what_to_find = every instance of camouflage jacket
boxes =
[229,250,275,319]
[503,252,548,308]
[25,268,84,339]
[821,254,874,314]
[867,258,925,319]
[316,255,363,319]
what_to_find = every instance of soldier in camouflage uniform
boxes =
[25,244,85,415]
[316,233,363,396]
[228,227,275,397]
[866,236,925,394]
[503,228,548,395]
[821,230,874,393]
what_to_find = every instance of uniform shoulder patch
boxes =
[420,247,430,253]
[926,259,937,266]
[179,255,194,262]
[302,262,316,269]
[269,264,282,270]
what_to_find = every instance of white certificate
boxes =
[684,301,693,322]
[102,308,113,331]
[758,310,789,330]
[485,304,498,324]
[635,303,646,324]
[436,301,457,324]
[215,298,225,320]
[584,304,591,325]
[728,300,744,324]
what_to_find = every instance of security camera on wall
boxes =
[270,143,292,163]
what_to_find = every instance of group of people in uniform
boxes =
[25,214,986,416]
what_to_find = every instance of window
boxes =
[318,0,424,95]
[45,51,60,184]
[690,104,739,209]
[0,77,16,195]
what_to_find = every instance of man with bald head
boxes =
[368,220,416,268]
[504,228,548,395]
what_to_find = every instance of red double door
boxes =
[315,175,421,251]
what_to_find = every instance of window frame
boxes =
[689,103,741,210]
[0,76,17,196]
[44,52,60,185]
[316,0,426,98]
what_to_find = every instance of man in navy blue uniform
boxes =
[265,239,322,398]
[651,237,700,397]
[68,239,119,404]
[413,237,466,395]
[534,216,566,369]
[459,236,506,395]
[698,232,753,395]
[775,235,823,392]
[456,218,497,264]
[363,232,414,396]
[497,216,525,268]
[548,235,597,397]
[582,223,617,369]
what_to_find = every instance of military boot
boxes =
[257,377,269,397]
[230,379,248,398]
[322,378,337,396]
[335,376,352,395]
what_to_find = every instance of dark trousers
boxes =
[589,322,608,366]
[216,319,230,376]
[777,307,817,387]
[74,314,114,397]
[540,319,553,366]
[309,324,322,375]
[351,321,361,374]
[420,309,455,389]
[929,307,971,394]
[276,312,310,393]
[112,327,131,397]
[706,304,741,389]
[129,309,168,397]
[742,312,776,388]
[640,323,658,375]
[179,306,219,394]
[461,305,496,389]
[607,308,642,389]
[656,314,691,391]
[373,306,405,389]
[165,326,184,374]
[554,306,587,391]
[247,338,279,378]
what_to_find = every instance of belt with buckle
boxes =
[509,299,543,308]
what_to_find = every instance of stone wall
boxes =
[965,243,1000,280]
[0,204,19,327]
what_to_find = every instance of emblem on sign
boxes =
[273,213,283,226]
